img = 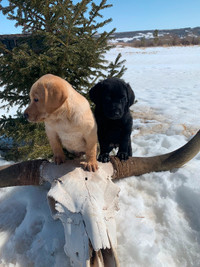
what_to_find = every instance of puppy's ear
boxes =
[126,83,135,107]
[45,82,68,114]
[89,82,104,105]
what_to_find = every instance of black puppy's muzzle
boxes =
[110,110,122,119]
[104,106,123,120]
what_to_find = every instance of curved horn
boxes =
[111,130,200,179]
[0,130,199,186]
[0,159,45,187]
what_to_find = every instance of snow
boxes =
[110,32,165,43]
[0,45,200,266]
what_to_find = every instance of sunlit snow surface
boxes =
[0,46,200,266]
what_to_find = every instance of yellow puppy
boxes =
[24,74,98,172]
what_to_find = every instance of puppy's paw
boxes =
[98,153,110,163]
[117,152,129,161]
[81,160,99,172]
[53,154,66,165]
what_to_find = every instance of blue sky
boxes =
[0,0,200,34]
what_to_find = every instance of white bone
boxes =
[40,161,120,266]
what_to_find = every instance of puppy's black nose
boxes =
[24,113,29,120]
[114,111,120,116]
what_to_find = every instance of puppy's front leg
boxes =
[98,140,113,163]
[117,116,133,161]
[83,130,98,172]
[45,126,65,165]
[117,133,132,161]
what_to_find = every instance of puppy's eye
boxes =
[34,98,39,102]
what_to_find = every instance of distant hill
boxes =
[110,27,200,40]
[107,27,200,47]
[1,27,200,50]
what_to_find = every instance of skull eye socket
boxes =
[34,98,39,102]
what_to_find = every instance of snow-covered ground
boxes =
[109,32,155,43]
[0,46,200,266]
[109,32,163,43]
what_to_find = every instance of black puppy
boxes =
[89,77,135,163]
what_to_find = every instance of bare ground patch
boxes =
[131,105,198,138]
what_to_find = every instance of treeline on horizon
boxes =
[111,29,200,47]
[113,35,200,48]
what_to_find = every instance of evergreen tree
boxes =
[153,29,159,45]
[140,36,146,47]
[0,0,127,161]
